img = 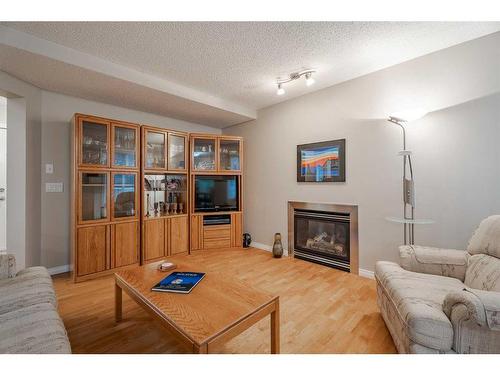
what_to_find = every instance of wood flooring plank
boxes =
[52,248,396,354]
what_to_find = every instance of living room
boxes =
[2,0,500,372]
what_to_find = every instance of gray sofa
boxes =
[0,254,71,353]
[376,215,500,354]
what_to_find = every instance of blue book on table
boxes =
[152,272,206,294]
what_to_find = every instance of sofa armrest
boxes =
[399,245,469,281]
[0,254,16,280]
[443,288,500,331]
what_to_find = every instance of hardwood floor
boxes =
[52,248,396,354]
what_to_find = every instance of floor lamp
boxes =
[386,109,433,245]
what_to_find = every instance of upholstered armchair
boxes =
[375,215,500,354]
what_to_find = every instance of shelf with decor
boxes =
[71,114,141,283]
[140,125,190,264]
[190,134,243,174]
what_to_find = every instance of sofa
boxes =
[375,215,500,354]
[0,254,71,353]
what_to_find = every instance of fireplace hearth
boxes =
[288,201,358,273]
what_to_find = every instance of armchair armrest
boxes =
[0,254,16,280]
[443,288,500,331]
[399,245,469,281]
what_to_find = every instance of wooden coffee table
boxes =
[114,259,280,354]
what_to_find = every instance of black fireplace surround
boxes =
[293,209,351,272]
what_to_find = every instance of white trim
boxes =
[250,241,272,252]
[47,264,71,276]
[359,268,375,279]
[253,241,375,279]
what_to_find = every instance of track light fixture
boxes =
[276,83,285,96]
[275,69,316,95]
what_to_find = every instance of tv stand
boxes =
[203,214,231,226]
[189,134,244,251]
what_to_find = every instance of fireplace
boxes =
[288,201,358,273]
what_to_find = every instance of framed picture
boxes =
[297,139,346,182]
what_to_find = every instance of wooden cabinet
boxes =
[142,126,188,173]
[143,218,165,261]
[140,125,189,264]
[190,213,243,251]
[190,134,243,173]
[72,114,140,282]
[112,222,139,267]
[142,216,189,262]
[76,225,109,276]
[218,138,242,172]
[190,215,203,251]
[169,216,189,255]
[112,123,139,169]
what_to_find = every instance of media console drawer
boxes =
[203,238,232,249]
[204,225,231,239]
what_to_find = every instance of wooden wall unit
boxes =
[189,134,244,252]
[141,125,190,263]
[71,116,244,281]
[71,114,141,282]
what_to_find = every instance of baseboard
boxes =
[250,241,272,251]
[253,242,375,279]
[359,268,375,279]
[47,264,71,275]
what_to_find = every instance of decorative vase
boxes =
[272,233,283,258]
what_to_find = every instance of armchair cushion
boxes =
[399,245,469,281]
[443,288,500,353]
[467,215,500,258]
[375,261,464,351]
[464,254,500,292]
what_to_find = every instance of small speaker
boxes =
[242,233,252,248]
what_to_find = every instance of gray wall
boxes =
[223,33,500,272]
[40,90,221,268]
[1,69,221,269]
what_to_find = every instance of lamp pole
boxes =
[388,117,415,245]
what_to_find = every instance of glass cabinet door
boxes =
[145,131,166,169]
[80,172,108,222]
[81,120,109,167]
[168,133,186,171]
[112,173,137,219]
[192,138,216,171]
[113,125,137,168]
[219,139,241,171]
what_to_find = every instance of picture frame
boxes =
[297,139,346,182]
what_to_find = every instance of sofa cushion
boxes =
[0,266,57,315]
[0,302,71,353]
[467,215,500,258]
[464,254,500,292]
[375,261,464,351]
[0,254,16,280]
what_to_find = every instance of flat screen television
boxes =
[194,175,238,212]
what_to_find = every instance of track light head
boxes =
[276,83,285,96]
[305,72,315,86]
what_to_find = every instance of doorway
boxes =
[0,96,6,252]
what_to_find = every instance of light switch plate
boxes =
[46,182,63,193]
[45,163,54,174]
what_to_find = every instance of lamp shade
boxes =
[389,108,428,123]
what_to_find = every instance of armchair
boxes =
[376,215,500,353]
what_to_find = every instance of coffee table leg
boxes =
[115,282,122,323]
[270,299,280,354]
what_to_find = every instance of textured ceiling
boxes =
[1,22,500,125]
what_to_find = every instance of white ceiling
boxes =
[1,22,500,127]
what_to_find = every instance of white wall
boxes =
[40,90,221,268]
[223,33,500,272]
